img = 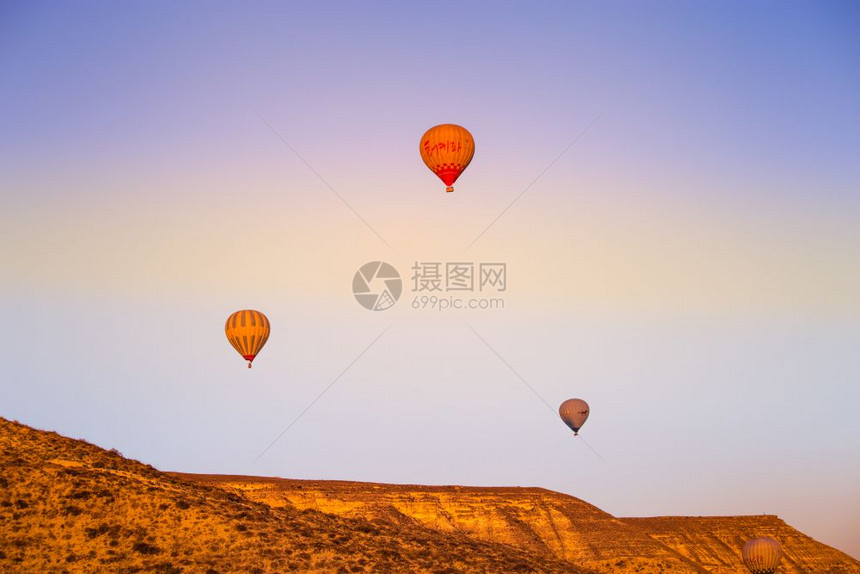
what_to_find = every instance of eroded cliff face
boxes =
[0,418,593,574]
[174,474,860,574]
[624,516,860,574]
[173,475,705,573]
[9,415,854,574]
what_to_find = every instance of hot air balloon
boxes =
[225,310,270,368]
[559,399,589,436]
[419,124,475,192]
[742,537,783,574]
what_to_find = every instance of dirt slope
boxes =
[173,474,706,573]
[177,474,859,574]
[0,417,594,573]
[624,516,860,574]
[4,415,855,574]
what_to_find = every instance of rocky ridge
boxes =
[176,474,860,574]
[0,417,593,573]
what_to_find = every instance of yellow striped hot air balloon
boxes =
[742,537,783,574]
[419,124,475,193]
[225,310,270,368]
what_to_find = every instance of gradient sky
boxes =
[2,0,859,559]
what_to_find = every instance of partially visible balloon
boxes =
[742,537,783,574]
[419,124,475,192]
[225,310,270,368]
[559,399,589,436]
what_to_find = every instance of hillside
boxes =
[3,416,857,574]
[624,516,860,574]
[172,474,705,573]
[0,417,594,573]
[175,474,860,574]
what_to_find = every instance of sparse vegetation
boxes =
[132,541,161,555]
[3,415,857,573]
[0,416,595,573]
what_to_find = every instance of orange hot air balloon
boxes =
[225,310,270,368]
[419,124,475,192]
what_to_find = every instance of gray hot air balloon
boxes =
[742,537,783,574]
[559,399,589,436]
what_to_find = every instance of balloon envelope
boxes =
[559,399,590,435]
[742,537,783,574]
[225,310,270,368]
[419,124,475,192]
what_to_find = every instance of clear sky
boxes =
[2,0,859,559]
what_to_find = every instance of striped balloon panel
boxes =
[742,537,783,573]
[419,124,475,188]
[559,398,590,432]
[225,310,270,360]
